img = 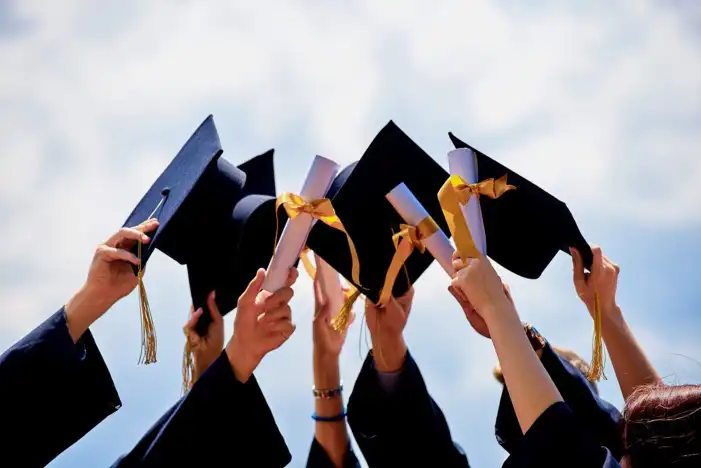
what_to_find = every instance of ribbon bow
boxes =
[438,174,515,262]
[377,217,439,308]
[274,193,361,287]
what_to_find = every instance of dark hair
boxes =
[623,384,701,467]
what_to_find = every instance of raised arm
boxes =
[306,277,359,468]
[571,246,661,400]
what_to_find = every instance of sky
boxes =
[0,0,700,466]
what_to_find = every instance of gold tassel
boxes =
[331,287,361,333]
[586,291,606,382]
[182,335,195,394]
[137,241,157,365]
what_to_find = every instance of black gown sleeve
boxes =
[111,351,291,467]
[306,438,360,468]
[0,307,121,467]
[495,343,623,459]
[502,402,621,468]
[347,350,469,467]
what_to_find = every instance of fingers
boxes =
[133,218,160,234]
[603,255,620,275]
[239,269,266,306]
[285,268,299,288]
[264,287,294,311]
[97,245,140,265]
[591,245,603,274]
[313,279,329,319]
[260,305,292,324]
[183,308,204,332]
[207,291,223,324]
[105,227,152,248]
[396,286,415,311]
[269,320,296,339]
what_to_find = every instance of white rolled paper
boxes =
[262,155,340,292]
[448,148,487,256]
[386,183,454,276]
[314,253,344,318]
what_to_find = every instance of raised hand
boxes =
[313,280,353,360]
[65,219,160,342]
[225,268,299,383]
[571,246,620,316]
[365,288,414,372]
[183,291,225,381]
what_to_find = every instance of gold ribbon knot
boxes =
[274,193,361,287]
[377,216,439,308]
[438,174,515,262]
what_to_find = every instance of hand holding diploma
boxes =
[378,183,455,307]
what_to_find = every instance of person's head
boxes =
[493,346,599,394]
[621,383,701,467]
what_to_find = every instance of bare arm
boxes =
[571,247,661,400]
[486,297,564,433]
[313,355,348,467]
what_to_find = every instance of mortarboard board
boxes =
[123,115,285,365]
[446,132,593,276]
[306,121,451,304]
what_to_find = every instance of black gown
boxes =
[112,351,291,467]
[0,308,122,467]
[347,350,470,467]
[306,438,360,468]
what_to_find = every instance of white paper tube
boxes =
[314,254,344,318]
[263,155,340,292]
[448,148,487,256]
[386,183,454,276]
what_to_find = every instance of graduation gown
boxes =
[495,343,623,460]
[306,438,360,468]
[502,402,621,468]
[0,307,121,467]
[112,351,291,467]
[347,350,469,467]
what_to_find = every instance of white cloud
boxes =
[0,1,700,466]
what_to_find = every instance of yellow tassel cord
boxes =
[137,241,157,365]
[181,335,195,394]
[586,292,606,382]
[331,287,361,333]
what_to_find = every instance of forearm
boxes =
[601,306,660,400]
[64,286,113,343]
[371,334,407,373]
[487,301,563,434]
[313,354,348,468]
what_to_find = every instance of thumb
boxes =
[207,291,223,325]
[239,269,266,306]
[570,247,586,284]
[313,278,329,318]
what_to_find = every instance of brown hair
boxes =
[623,383,701,467]
[493,346,598,394]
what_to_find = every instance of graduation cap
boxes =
[306,121,451,306]
[446,132,593,277]
[122,115,284,370]
[446,132,604,381]
[495,343,623,459]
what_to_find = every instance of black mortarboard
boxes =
[448,132,593,277]
[495,343,623,459]
[306,121,451,304]
[123,116,284,338]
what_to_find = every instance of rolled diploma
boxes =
[314,253,344,317]
[448,148,487,256]
[262,155,340,292]
[386,183,454,276]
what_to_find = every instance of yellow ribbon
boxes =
[377,216,439,308]
[274,193,361,287]
[299,247,318,279]
[438,174,515,262]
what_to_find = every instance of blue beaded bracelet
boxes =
[312,409,347,422]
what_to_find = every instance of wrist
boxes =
[64,285,114,342]
[225,337,261,384]
[371,334,407,373]
[482,296,519,328]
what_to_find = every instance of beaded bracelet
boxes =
[312,383,343,399]
[312,409,347,422]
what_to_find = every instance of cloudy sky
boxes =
[1,0,700,466]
